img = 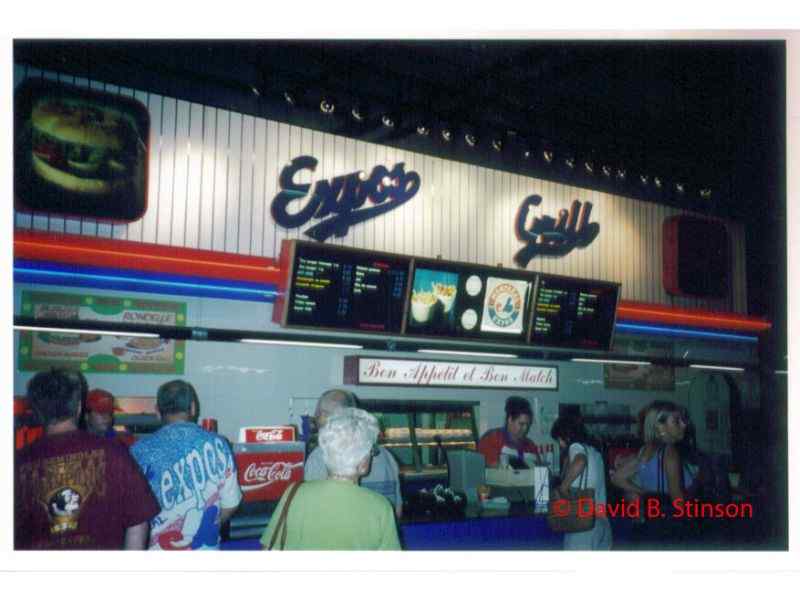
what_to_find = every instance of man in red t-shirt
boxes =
[477,396,540,468]
[85,388,136,448]
[14,369,159,550]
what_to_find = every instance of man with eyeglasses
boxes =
[303,389,403,518]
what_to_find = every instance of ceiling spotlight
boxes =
[351,106,365,122]
[565,157,575,169]
[640,174,649,185]
[523,149,532,159]
[491,138,503,152]
[584,161,594,174]
[616,167,626,180]
[416,124,430,136]
[465,133,477,147]
[602,165,612,177]
[441,129,453,142]
[283,91,296,106]
[320,98,335,114]
[381,114,395,128]
[700,188,712,199]
[675,182,685,194]
[251,86,261,97]
[654,177,663,189]
[543,150,554,163]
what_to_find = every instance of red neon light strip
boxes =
[14,230,281,286]
[617,301,770,333]
[14,230,771,334]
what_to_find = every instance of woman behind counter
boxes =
[477,396,540,468]
[550,415,612,550]
[260,407,401,551]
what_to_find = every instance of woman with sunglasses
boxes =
[612,401,693,502]
[611,400,694,547]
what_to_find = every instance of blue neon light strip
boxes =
[14,260,277,303]
[615,322,757,343]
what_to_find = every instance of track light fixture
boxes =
[543,150,554,163]
[616,167,626,180]
[565,157,575,169]
[675,182,685,194]
[441,128,453,142]
[320,98,335,114]
[381,114,395,128]
[640,174,649,185]
[584,161,594,174]
[283,90,296,106]
[491,138,503,152]
[602,165,612,177]
[654,177,663,189]
[416,124,430,136]
[700,188,712,199]
[351,106,365,122]
[465,133,477,147]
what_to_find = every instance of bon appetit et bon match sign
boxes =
[344,356,558,390]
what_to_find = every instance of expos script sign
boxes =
[271,155,421,242]
[344,356,558,390]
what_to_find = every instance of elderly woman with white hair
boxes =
[260,408,401,550]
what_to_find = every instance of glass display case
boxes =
[360,399,480,482]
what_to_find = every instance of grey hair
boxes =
[642,400,682,444]
[319,407,378,478]
[315,388,358,419]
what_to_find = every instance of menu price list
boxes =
[531,278,617,350]
[288,255,408,332]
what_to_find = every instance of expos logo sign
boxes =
[270,155,421,242]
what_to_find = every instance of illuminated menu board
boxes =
[529,275,620,350]
[405,260,535,341]
[284,243,410,333]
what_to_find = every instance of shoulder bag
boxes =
[547,444,596,534]
[266,481,303,550]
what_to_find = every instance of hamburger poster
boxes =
[17,291,186,374]
[14,80,149,221]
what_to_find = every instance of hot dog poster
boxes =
[17,291,186,374]
[14,80,149,221]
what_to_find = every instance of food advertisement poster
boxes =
[14,79,149,221]
[603,338,675,391]
[17,291,186,374]
[408,268,459,331]
[480,277,529,335]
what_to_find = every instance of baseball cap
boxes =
[86,389,114,414]
[156,379,197,415]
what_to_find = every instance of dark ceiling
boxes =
[13,39,787,362]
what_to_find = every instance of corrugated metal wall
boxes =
[13,64,747,313]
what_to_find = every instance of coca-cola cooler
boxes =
[227,437,305,541]
[234,441,305,503]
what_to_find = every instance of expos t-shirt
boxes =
[131,422,242,550]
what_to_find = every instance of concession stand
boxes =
[11,40,785,551]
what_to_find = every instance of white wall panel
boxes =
[13,67,749,312]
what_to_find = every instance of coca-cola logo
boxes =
[241,461,302,490]
[255,430,286,442]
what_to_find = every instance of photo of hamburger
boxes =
[14,80,149,221]
[31,97,141,196]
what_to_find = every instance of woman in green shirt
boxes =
[261,407,401,550]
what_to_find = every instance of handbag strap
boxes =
[267,481,303,550]
[563,443,590,490]
[657,446,666,494]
